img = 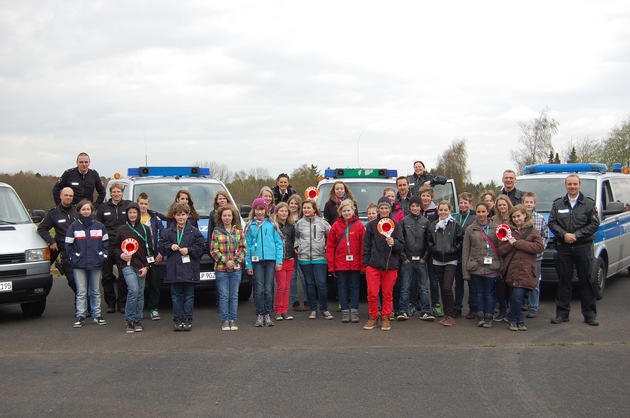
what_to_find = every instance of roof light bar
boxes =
[523,163,608,174]
[127,167,210,177]
[324,168,398,178]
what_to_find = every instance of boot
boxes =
[483,313,494,328]
[381,315,391,331]
[476,311,485,327]
[363,315,378,330]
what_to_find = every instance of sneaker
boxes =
[184,319,192,331]
[438,317,446,325]
[255,314,264,327]
[493,314,506,322]
[125,321,135,333]
[92,316,107,326]
[337,302,342,312]
[509,322,518,331]
[134,321,144,332]
[221,321,231,331]
[433,305,444,317]
[526,311,537,318]
[397,312,410,321]
[466,309,475,320]
[418,312,435,322]
[150,310,161,321]
[229,320,238,331]
[410,307,417,316]
[281,313,293,320]
[389,311,397,320]
[521,304,530,312]
[264,314,274,326]
[518,323,528,331]
[350,309,359,323]
[321,311,334,320]
[442,316,455,326]
[381,316,391,331]
[73,316,85,328]
[363,316,378,330]
[308,311,317,319]
[341,310,350,323]
[174,320,185,332]
[275,314,284,321]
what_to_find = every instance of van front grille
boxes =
[0,253,26,265]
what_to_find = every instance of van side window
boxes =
[601,180,613,211]
[610,178,630,212]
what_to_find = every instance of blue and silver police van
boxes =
[517,163,630,299]
[105,167,252,300]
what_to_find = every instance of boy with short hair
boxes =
[453,192,477,318]
[137,193,165,321]
[522,192,549,318]
[366,204,378,222]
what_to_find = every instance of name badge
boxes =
[235,264,242,271]
[182,255,190,263]
[71,182,79,186]
[411,256,420,261]
[146,256,155,264]
[57,219,66,223]
[252,256,260,262]
[483,257,493,265]
[346,255,354,261]
[558,209,570,213]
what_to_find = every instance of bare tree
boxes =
[194,160,233,183]
[433,138,470,193]
[511,108,559,173]
[562,137,603,163]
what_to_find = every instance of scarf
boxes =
[435,215,454,232]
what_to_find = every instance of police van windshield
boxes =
[133,182,227,218]
[0,186,32,224]
[516,178,597,213]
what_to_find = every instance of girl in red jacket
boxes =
[326,199,365,323]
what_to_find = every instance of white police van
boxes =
[517,163,630,299]
[315,168,459,223]
[105,167,251,299]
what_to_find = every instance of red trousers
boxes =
[366,266,398,318]
[274,259,295,314]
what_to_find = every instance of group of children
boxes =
[67,170,548,333]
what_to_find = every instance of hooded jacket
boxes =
[65,215,109,270]
[496,219,544,290]
[244,217,285,268]
[159,219,206,283]
[295,215,330,263]
[461,218,502,280]
[325,214,365,272]
[113,202,154,272]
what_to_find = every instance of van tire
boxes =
[594,257,606,300]
[21,299,46,316]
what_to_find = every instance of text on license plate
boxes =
[200,272,216,281]
[0,281,13,292]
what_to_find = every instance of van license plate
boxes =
[200,272,215,281]
[0,281,12,292]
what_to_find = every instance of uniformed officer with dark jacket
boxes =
[548,174,600,326]
[38,187,78,293]
[52,152,106,206]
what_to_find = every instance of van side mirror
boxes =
[240,205,252,220]
[603,201,624,218]
[31,209,46,223]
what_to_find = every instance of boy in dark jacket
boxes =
[137,193,165,321]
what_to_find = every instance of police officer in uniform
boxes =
[548,174,600,326]
[52,152,106,206]
[38,187,79,295]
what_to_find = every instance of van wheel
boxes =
[21,299,46,316]
[594,257,606,300]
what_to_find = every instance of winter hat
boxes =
[377,197,392,208]
[410,196,423,206]
[252,197,268,210]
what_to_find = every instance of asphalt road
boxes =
[1,272,629,418]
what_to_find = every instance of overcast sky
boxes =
[1,0,629,184]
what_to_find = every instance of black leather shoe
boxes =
[106,305,115,314]
[550,316,569,324]
[584,318,599,326]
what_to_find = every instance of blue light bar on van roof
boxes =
[324,168,398,178]
[127,167,210,177]
[523,163,608,174]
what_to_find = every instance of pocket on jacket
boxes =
[466,258,479,271]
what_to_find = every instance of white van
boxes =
[0,182,53,315]
[517,163,630,299]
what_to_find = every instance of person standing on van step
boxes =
[53,152,106,206]
[95,183,131,314]
[500,169,524,206]
[548,174,600,326]
[272,173,297,205]
[38,187,79,296]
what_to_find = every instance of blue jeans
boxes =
[399,261,430,314]
[300,263,328,312]
[74,268,102,318]
[171,282,195,321]
[508,286,527,324]
[253,261,275,315]
[528,260,542,313]
[336,270,360,310]
[472,274,496,315]
[216,270,241,321]
[122,266,145,322]
[290,265,307,303]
